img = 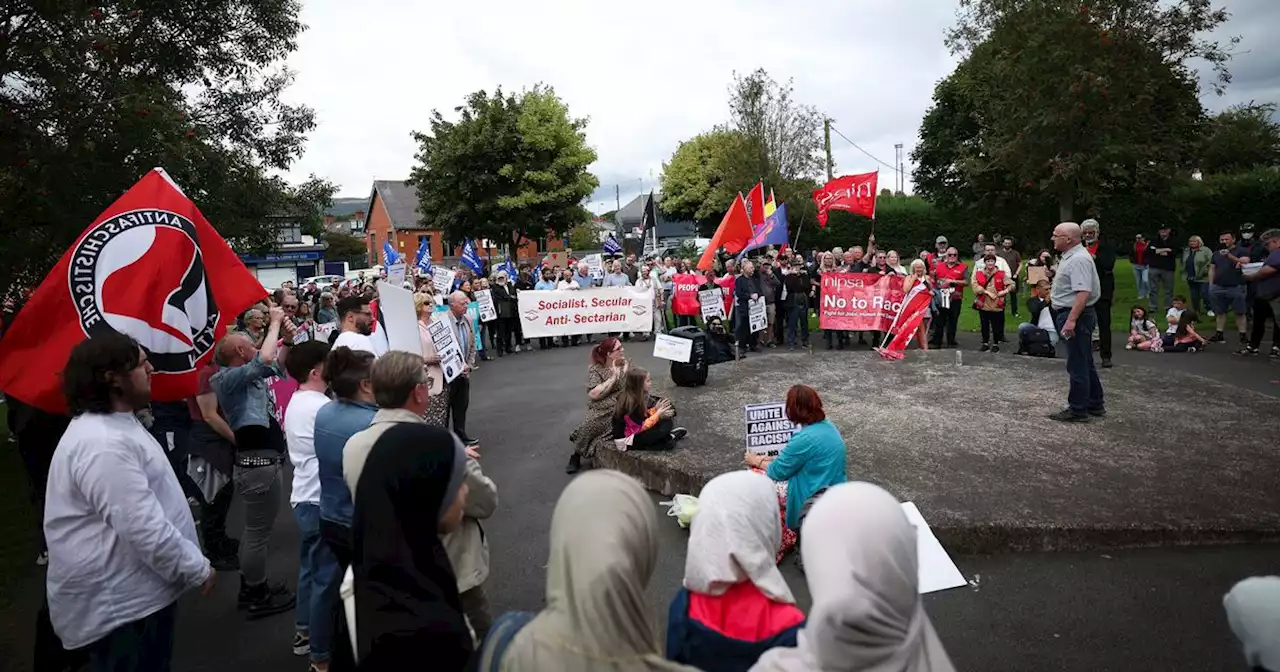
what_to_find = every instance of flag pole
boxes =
[793,211,806,251]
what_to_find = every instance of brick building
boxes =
[363,180,565,267]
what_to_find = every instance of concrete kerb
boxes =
[597,349,1280,555]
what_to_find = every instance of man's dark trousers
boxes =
[1095,298,1112,361]
[448,375,472,442]
[1055,306,1104,415]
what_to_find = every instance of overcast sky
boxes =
[282,0,1278,211]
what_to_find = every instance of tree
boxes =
[1200,102,1280,175]
[915,0,1234,221]
[321,231,368,264]
[0,1,322,295]
[659,129,755,229]
[567,222,601,250]
[728,69,826,184]
[409,86,599,251]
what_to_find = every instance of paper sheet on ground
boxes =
[653,333,693,363]
[900,501,967,593]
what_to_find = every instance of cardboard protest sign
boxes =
[652,333,693,363]
[585,254,605,280]
[426,313,464,383]
[698,288,725,320]
[475,288,497,322]
[744,402,797,456]
[900,502,967,593]
[386,262,406,286]
[1026,265,1047,286]
[433,267,456,296]
[376,281,422,355]
[749,297,767,332]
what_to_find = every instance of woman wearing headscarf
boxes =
[351,423,473,671]
[478,470,697,672]
[667,472,805,672]
[751,482,956,672]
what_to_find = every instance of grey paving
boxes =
[0,335,1276,671]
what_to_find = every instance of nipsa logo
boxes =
[67,209,220,374]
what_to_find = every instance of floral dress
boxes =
[569,364,621,461]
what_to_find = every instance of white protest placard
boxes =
[585,253,605,280]
[900,502,967,593]
[748,297,767,332]
[699,288,725,320]
[386,262,407,286]
[433,267,456,296]
[313,322,337,342]
[1242,261,1264,274]
[517,287,654,338]
[652,333,693,363]
[376,281,422,355]
[475,289,497,322]
[427,313,465,383]
[744,402,797,456]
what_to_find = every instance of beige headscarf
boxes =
[751,482,956,672]
[684,471,794,603]
[494,470,697,672]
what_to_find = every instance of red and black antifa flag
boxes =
[0,169,266,413]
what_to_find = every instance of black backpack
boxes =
[1019,327,1056,358]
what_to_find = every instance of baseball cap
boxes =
[935,235,948,244]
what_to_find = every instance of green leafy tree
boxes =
[321,231,368,264]
[409,86,599,250]
[567,222,601,250]
[0,0,323,295]
[660,69,825,236]
[915,0,1234,221]
[1199,102,1280,175]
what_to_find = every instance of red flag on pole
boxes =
[745,181,766,228]
[877,282,934,358]
[812,171,878,227]
[697,193,754,270]
[0,168,266,412]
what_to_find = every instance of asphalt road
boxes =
[1,333,1275,671]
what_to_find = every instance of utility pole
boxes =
[824,118,833,181]
[893,143,904,194]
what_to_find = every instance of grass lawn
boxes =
[0,403,38,609]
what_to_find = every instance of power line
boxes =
[828,124,908,177]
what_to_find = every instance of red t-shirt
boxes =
[934,261,969,300]
[186,363,219,422]
[687,581,806,642]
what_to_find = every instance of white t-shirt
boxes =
[284,389,330,505]
[1166,307,1183,334]
[44,412,209,649]
[333,330,376,356]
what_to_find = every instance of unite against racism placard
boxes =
[517,287,654,337]
[744,402,797,456]
[818,272,909,332]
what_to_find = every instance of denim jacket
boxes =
[313,399,377,527]
[209,354,280,431]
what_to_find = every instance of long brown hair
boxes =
[614,367,650,419]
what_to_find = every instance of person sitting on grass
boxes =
[1165,295,1186,336]
[611,367,688,451]
[1126,306,1163,352]
[1163,310,1208,353]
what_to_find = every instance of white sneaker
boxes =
[1207,310,1215,318]
[36,552,48,566]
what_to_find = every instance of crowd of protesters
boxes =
[4,219,1278,672]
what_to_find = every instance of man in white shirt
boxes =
[45,332,214,669]
[332,295,376,355]
[282,340,332,661]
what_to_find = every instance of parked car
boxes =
[302,274,346,287]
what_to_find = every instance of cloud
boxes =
[282,0,1278,205]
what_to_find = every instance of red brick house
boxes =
[363,180,565,267]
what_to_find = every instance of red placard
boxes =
[670,273,705,316]
[818,273,910,331]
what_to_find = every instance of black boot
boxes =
[565,453,582,475]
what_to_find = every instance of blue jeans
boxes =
[1132,264,1149,299]
[294,503,321,634]
[786,304,809,345]
[1054,306,1104,414]
[308,521,345,663]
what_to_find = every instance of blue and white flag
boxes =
[460,239,484,276]
[602,234,622,256]
[382,240,402,267]
[413,241,433,276]
[499,257,518,281]
[532,261,544,282]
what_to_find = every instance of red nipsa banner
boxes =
[813,171,878,226]
[818,273,911,331]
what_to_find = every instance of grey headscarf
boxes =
[492,470,696,672]
[1224,576,1280,671]
[751,482,956,672]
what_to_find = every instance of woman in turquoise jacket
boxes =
[744,385,847,532]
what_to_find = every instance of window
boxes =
[276,221,301,244]
[536,236,548,253]
[349,219,365,233]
